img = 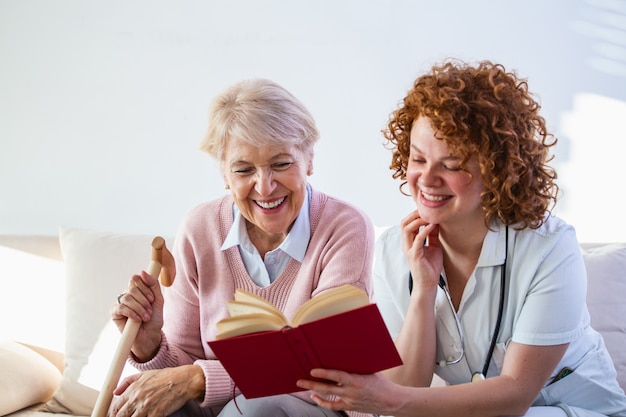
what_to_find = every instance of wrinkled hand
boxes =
[110,366,205,417]
[111,270,164,361]
[400,210,442,292]
[297,368,402,416]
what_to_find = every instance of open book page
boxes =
[227,290,289,323]
[215,313,287,339]
[215,291,289,339]
[291,284,369,325]
[215,285,369,339]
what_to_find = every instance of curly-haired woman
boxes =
[297,60,626,417]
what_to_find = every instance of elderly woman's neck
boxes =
[247,223,289,259]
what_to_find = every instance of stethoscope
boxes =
[408,226,508,382]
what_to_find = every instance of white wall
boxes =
[1,0,625,242]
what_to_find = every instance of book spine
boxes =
[281,326,322,372]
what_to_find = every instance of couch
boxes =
[1,226,625,417]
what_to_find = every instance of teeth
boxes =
[422,192,448,202]
[256,197,285,209]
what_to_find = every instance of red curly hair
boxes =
[383,60,558,229]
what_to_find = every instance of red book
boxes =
[208,286,402,399]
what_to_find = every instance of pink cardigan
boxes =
[133,187,374,407]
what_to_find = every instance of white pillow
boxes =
[0,340,62,416]
[43,227,174,415]
[582,242,626,391]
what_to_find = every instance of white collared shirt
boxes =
[373,217,595,383]
[220,184,311,288]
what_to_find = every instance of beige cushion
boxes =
[43,227,173,415]
[0,340,62,416]
[0,245,65,352]
[582,242,626,391]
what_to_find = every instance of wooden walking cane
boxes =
[91,236,176,417]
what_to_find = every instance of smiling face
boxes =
[407,116,485,229]
[222,139,312,246]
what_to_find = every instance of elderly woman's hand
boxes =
[111,270,165,361]
[110,365,205,417]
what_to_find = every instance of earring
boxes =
[224,184,230,190]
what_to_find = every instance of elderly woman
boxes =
[111,79,374,417]
[297,60,626,417]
